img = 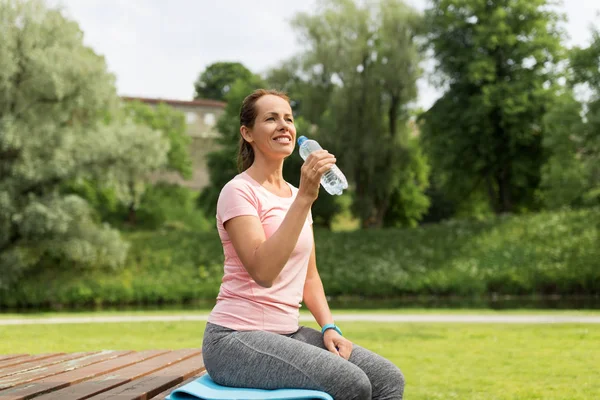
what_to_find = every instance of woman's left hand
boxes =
[323,329,353,360]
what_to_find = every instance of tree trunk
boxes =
[127,202,137,225]
[388,95,399,142]
[491,47,514,214]
[362,95,401,229]
[355,59,370,228]
[496,166,512,213]
[486,176,500,214]
[490,103,513,214]
[373,198,390,229]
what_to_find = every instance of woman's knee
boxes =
[349,346,404,399]
[377,364,404,399]
[331,366,372,400]
[354,371,373,400]
[390,365,405,395]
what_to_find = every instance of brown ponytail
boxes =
[237,137,255,172]
[237,89,290,172]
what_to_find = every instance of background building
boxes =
[122,96,226,190]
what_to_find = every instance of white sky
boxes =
[51,0,599,109]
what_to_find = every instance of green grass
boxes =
[1,319,598,399]
[1,308,600,319]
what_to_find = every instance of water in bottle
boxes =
[297,136,348,195]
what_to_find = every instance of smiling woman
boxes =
[200,89,405,399]
[236,90,296,173]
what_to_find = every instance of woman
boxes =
[202,89,405,400]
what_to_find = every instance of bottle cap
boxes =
[297,136,308,146]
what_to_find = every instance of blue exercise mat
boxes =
[166,373,333,400]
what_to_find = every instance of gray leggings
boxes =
[202,322,404,400]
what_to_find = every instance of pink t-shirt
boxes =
[207,171,313,334]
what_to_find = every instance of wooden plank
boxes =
[38,349,201,400]
[0,355,61,370]
[0,357,27,365]
[86,354,205,400]
[0,350,135,400]
[0,353,99,389]
[152,375,201,400]
[0,352,97,379]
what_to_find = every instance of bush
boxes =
[2,207,598,308]
[316,208,600,297]
[135,183,214,231]
[0,230,223,308]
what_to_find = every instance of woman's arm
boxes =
[225,150,335,288]
[302,238,334,327]
[225,196,312,287]
[303,231,354,360]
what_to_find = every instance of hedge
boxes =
[2,207,598,309]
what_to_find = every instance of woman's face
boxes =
[242,94,296,161]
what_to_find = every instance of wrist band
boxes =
[321,323,343,336]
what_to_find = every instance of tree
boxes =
[538,92,592,208]
[421,0,565,215]
[266,56,335,125]
[382,135,431,227]
[194,62,254,101]
[123,101,192,179]
[82,118,170,226]
[540,26,600,208]
[119,101,191,223]
[291,0,430,228]
[571,26,600,90]
[69,101,189,226]
[0,0,168,287]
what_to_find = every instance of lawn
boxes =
[2,308,600,319]
[2,317,598,399]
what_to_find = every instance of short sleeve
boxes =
[217,180,260,224]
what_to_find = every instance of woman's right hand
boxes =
[297,150,337,202]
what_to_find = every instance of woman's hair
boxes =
[237,89,290,172]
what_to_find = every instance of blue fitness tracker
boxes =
[321,323,343,336]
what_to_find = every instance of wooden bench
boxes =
[0,349,205,399]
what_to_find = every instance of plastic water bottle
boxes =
[297,136,348,196]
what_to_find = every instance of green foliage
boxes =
[66,101,191,227]
[0,0,154,287]
[266,56,334,124]
[97,100,192,225]
[194,62,254,101]
[123,101,192,179]
[539,27,600,209]
[421,0,566,215]
[68,180,213,232]
[47,118,170,231]
[382,135,431,227]
[570,26,600,91]
[317,208,600,297]
[135,183,213,232]
[0,229,224,308]
[3,207,598,308]
[539,93,596,208]
[291,0,430,228]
